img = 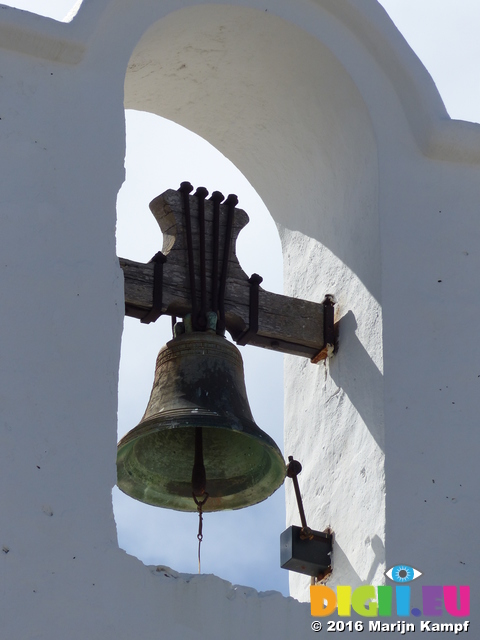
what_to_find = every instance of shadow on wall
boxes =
[329,311,384,451]
[331,534,385,588]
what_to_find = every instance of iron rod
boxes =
[179,181,197,329]
[195,187,209,329]
[287,456,309,530]
[218,194,237,333]
[210,191,223,315]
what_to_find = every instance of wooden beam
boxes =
[119,188,333,361]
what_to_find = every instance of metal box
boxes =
[280,525,332,577]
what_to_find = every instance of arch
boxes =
[121,6,385,600]
[123,5,380,300]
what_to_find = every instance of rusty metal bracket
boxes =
[235,273,263,347]
[140,251,167,324]
[311,295,336,363]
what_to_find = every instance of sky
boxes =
[5,0,480,597]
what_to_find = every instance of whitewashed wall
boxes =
[0,0,478,637]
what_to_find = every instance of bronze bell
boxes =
[116,330,285,512]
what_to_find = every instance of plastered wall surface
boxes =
[0,0,479,637]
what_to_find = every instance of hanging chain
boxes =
[193,492,209,573]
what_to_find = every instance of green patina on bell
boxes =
[116,330,285,512]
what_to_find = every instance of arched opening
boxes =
[117,4,382,598]
[123,5,380,299]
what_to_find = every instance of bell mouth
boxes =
[117,414,286,512]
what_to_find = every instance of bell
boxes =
[116,331,285,512]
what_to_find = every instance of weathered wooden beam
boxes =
[119,188,333,361]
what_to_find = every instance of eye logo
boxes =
[385,565,422,583]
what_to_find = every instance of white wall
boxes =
[0,0,478,637]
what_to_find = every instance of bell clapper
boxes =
[193,492,209,574]
[192,426,209,573]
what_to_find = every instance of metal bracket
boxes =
[235,273,263,346]
[311,295,336,363]
[140,251,167,324]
